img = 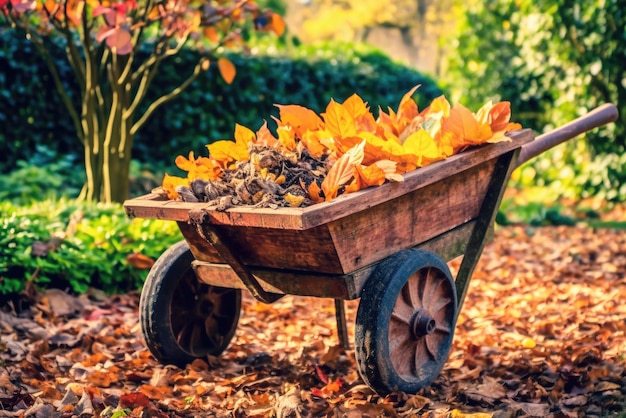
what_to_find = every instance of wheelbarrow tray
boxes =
[124,129,533,298]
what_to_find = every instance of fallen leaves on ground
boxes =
[1,225,625,417]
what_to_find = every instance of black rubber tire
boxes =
[355,249,457,395]
[139,241,241,367]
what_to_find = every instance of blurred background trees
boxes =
[1,0,624,203]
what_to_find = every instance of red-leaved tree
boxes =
[0,0,284,202]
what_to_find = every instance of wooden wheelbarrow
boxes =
[124,103,618,395]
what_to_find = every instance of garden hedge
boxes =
[0,30,443,174]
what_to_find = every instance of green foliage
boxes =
[445,0,626,202]
[0,199,182,296]
[0,145,84,203]
[0,29,443,176]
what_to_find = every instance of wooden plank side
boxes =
[123,130,533,230]
[192,262,360,299]
[300,130,533,228]
[181,221,344,273]
[328,158,496,273]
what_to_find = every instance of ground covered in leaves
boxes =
[1,225,625,417]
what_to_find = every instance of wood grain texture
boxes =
[328,158,496,273]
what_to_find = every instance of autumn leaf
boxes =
[217,57,236,84]
[396,84,421,122]
[321,140,365,201]
[206,124,251,167]
[270,13,286,36]
[354,163,387,188]
[322,99,358,141]
[274,104,323,138]
[447,103,493,146]
[255,120,279,147]
[161,173,189,199]
[402,129,442,167]
[277,125,297,151]
[126,252,155,269]
[306,179,324,203]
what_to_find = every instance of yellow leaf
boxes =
[284,193,305,207]
[521,337,536,349]
[277,126,296,151]
[161,174,189,199]
[449,410,493,418]
[321,140,365,200]
[322,99,357,140]
[217,57,236,84]
[234,123,256,145]
[206,136,249,167]
[402,129,442,167]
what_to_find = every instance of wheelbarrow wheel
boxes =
[140,241,241,367]
[355,249,457,395]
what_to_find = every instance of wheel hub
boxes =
[410,309,436,338]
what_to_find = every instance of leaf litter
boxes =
[1,225,625,417]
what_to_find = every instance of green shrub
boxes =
[0,199,182,296]
[0,145,84,203]
[445,0,625,202]
[0,29,443,175]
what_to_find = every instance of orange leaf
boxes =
[322,99,357,140]
[206,125,250,166]
[274,104,323,138]
[306,180,324,203]
[488,101,513,132]
[396,85,421,123]
[126,253,155,269]
[321,140,365,201]
[343,94,377,132]
[203,26,220,43]
[161,173,189,199]
[218,57,236,84]
[301,130,330,158]
[255,120,279,147]
[270,13,286,36]
[355,164,387,188]
[447,103,493,145]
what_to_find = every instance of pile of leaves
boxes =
[160,86,521,208]
[1,224,624,417]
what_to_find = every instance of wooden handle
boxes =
[515,103,619,168]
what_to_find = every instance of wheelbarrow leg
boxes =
[455,149,520,311]
[334,299,350,349]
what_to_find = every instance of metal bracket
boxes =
[189,209,283,304]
